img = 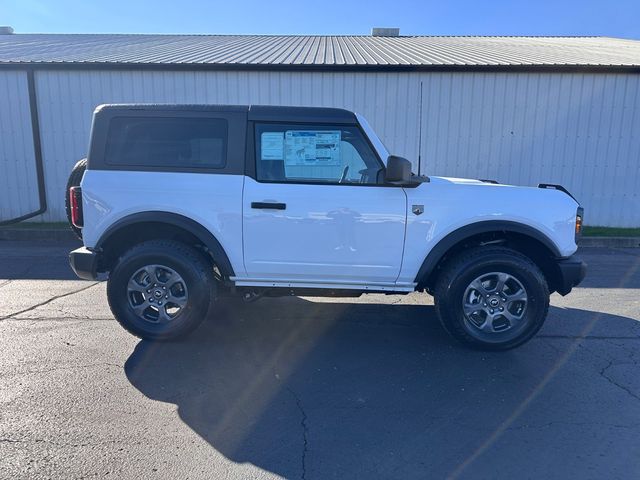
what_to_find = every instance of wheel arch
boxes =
[95,211,235,277]
[415,221,563,292]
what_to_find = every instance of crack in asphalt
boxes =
[603,338,640,363]
[287,387,309,480]
[599,360,640,402]
[573,342,640,402]
[0,282,100,321]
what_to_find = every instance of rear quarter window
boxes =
[104,116,228,169]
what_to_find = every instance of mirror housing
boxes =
[385,155,413,184]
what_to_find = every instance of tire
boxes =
[65,158,87,240]
[434,246,549,351]
[107,240,215,341]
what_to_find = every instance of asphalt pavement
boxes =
[0,240,639,480]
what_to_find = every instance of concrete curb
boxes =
[0,228,638,248]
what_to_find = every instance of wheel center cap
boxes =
[154,290,163,298]
[489,297,500,307]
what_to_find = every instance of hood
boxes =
[428,176,500,186]
[426,176,580,206]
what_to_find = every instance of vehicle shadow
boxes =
[124,298,640,479]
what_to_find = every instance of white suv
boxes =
[68,104,586,350]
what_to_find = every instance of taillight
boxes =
[69,186,83,228]
[575,207,584,240]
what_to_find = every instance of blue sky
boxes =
[1,0,637,38]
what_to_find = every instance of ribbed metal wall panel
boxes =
[33,70,421,222]
[0,70,39,222]
[418,72,640,227]
[30,69,640,226]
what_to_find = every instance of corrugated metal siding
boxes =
[2,35,640,67]
[31,69,640,226]
[0,70,39,222]
[34,70,420,222]
[418,72,640,227]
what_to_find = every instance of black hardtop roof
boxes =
[94,103,358,124]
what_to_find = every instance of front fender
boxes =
[411,220,563,286]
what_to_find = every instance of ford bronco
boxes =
[68,104,586,350]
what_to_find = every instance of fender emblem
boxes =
[412,204,424,216]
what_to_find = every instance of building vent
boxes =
[0,26,14,35]
[371,27,400,37]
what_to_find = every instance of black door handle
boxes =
[251,202,286,210]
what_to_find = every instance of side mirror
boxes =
[385,155,413,184]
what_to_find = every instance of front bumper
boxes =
[69,247,99,280]
[555,255,587,295]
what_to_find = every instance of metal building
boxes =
[1,33,639,226]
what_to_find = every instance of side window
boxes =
[105,116,228,169]
[255,123,383,184]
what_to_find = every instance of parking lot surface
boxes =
[0,240,639,479]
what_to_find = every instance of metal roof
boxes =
[1,34,639,70]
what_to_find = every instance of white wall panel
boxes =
[33,70,421,222]
[0,70,39,221]
[29,69,640,226]
[419,72,640,227]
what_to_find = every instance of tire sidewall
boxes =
[107,247,212,340]
[438,252,548,350]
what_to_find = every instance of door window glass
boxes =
[255,124,383,184]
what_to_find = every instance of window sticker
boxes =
[261,132,285,160]
[284,131,341,166]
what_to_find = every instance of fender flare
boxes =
[95,211,235,276]
[414,220,562,285]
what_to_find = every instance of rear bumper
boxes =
[555,255,587,295]
[69,247,99,280]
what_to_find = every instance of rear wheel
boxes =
[64,158,87,240]
[434,246,549,350]
[107,240,214,340]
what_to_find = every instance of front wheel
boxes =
[107,240,214,341]
[434,247,549,350]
